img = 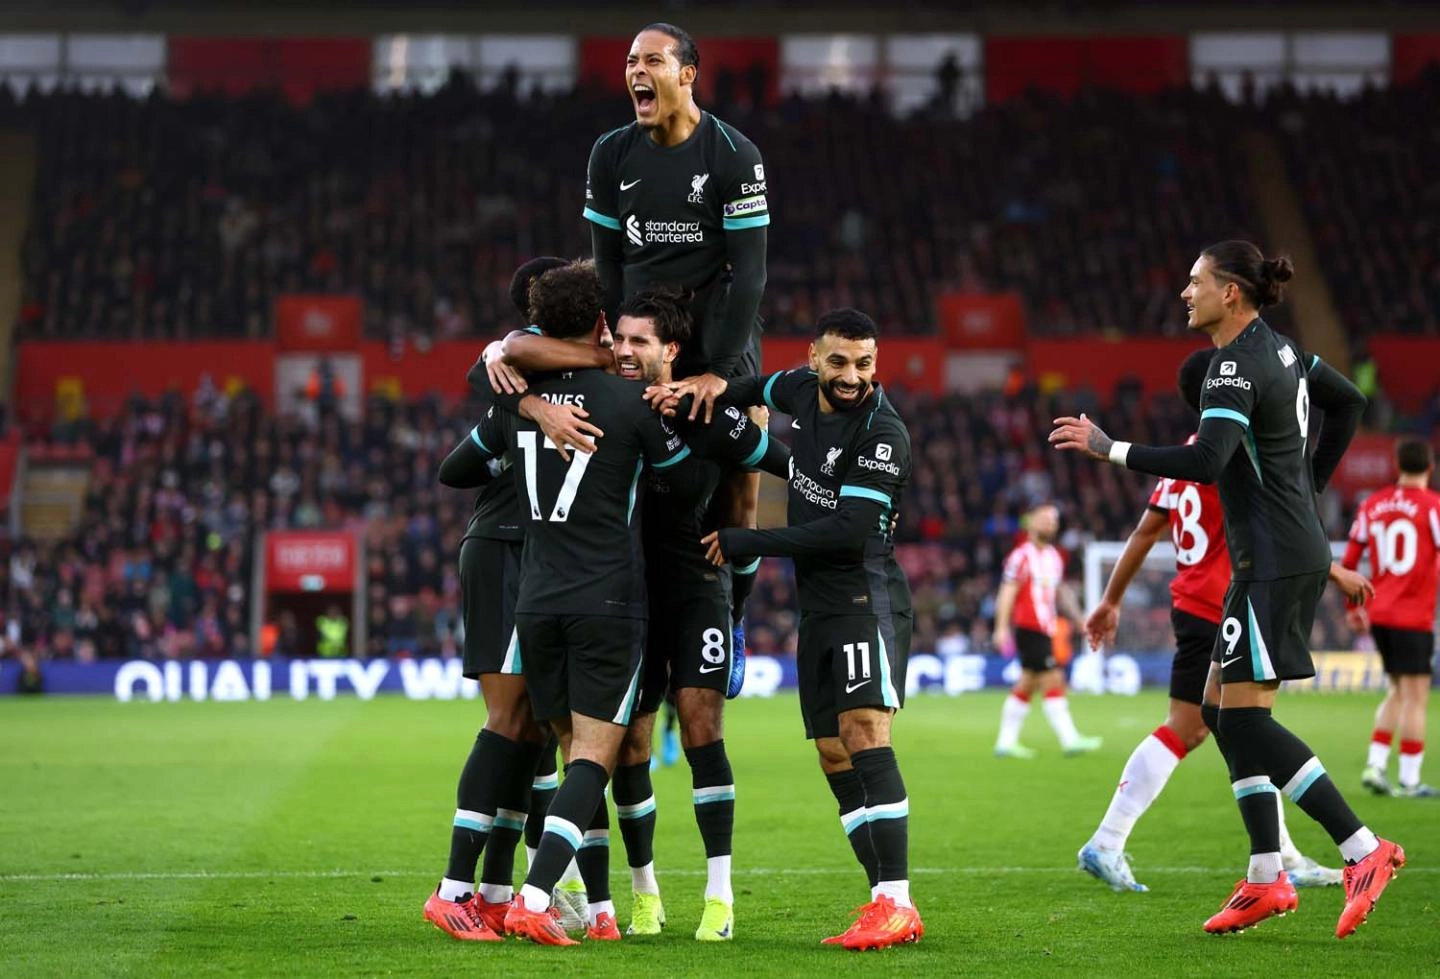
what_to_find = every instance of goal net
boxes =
[1081,541,1386,693]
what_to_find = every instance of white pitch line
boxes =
[1,866,1433,883]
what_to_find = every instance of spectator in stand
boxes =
[13,80,1260,345]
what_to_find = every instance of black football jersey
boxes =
[460,422,522,543]
[1197,318,1332,580]
[460,327,544,544]
[727,370,913,614]
[584,113,768,374]
[643,403,782,585]
[473,368,691,617]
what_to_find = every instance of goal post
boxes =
[1081,539,1360,662]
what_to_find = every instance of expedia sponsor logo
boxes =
[724,195,767,217]
[857,455,900,475]
[1206,375,1252,391]
[632,218,704,245]
[724,406,746,440]
[739,181,767,196]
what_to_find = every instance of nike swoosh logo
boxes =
[845,679,871,694]
[1220,656,1243,669]
[620,179,642,190]
[699,664,725,674]
[791,420,801,429]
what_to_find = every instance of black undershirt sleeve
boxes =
[706,228,767,378]
[1123,416,1247,485]
[716,497,886,560]
[1307,358,1366,493]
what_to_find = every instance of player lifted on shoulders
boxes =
[459,262,704,947]
[1052,241,1402,939]
[584,22,771,642]
[991,503,1101,759]
[671,309,923,952]
[1344,438,1440,798]
[1077,348,1359,893]
[488,290,790,942]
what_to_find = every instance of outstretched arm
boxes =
[1086,506,1169,650]
[1050,413,1245,484]
[703,497,885,564]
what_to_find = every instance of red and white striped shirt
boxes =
[1002,540,1065,636]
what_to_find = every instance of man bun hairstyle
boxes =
[815,307,879,342]
[617,287,694,345]
[528,259,602,339]
[1178,347,1216,415]
[640,22,699,73]
[1396,438,1435,475]
[510,256,568,320]
[1202,240,1294,308]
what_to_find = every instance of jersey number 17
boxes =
[517,431,592,523]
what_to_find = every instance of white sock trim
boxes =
[438,877,474,902]
[631,861,660,896]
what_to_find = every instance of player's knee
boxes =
[676,695,723,748]
[482,705,534,741]
[837,708,892,755]
[1173,718,1210,751]
[618,723,654,767]
[815,737,850,773]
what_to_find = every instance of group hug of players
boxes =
[419,22,1419,951]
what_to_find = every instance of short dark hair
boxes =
[639,22,699,73]
[509,256,568,320]
[1201,240,1294,309]
[815,307,879,343]
[616,288,693,345]
[1396,438,1434,475]
[1178,347,1215,414]
[528,260,602,340]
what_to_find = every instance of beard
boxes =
[821,377,873,411]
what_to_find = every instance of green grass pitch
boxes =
[3,690,1438,977]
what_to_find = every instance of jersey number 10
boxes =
[1370,518,1418,576]
[517,431,592,523]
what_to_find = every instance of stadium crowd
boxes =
[1274,68,1440,339]
[10,76,1260,344]
[5,373,1359,664]
[3,73,1415,664]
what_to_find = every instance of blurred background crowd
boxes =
[4,52,1437,667]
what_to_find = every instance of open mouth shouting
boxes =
[632,82,657,118]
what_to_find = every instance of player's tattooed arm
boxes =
[1053,413,1244,484]
[1048,413,1114,460]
